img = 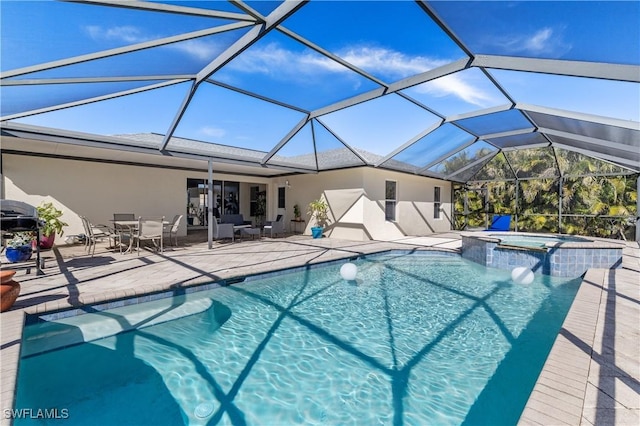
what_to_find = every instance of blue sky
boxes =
[2,0,639,159]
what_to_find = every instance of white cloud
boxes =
[227,43,449,82]
[338,45,448,79]
[227,42,494,105]
[227,43,336,77]
[414,73,497,107]
[166,39,220,61]
[84,25,148,44]
[491,27,572,56]
[525,28,553,52]
[199,126,226,138]
[83,25,221,61]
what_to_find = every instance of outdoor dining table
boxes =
[111,219,169,254]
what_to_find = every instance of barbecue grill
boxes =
[1,199,44,275]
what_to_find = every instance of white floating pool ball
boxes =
[511,266,534,285]
[340,262,358,281]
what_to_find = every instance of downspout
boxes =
[558,175,564,234]
[514,179,519,232]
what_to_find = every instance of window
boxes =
[434,186,441,219]
[223,181,240,215]
[278,186,286,209]
[385,180,397,221]
[250,186,259,217]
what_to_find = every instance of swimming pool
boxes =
[16,252,581,425]
[489,234,589,248]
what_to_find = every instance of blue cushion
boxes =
[486,214,511,231]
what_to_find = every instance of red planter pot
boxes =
[1,270,21,312]
[39,233,56,250]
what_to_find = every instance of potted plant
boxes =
[1,270,21,312]
[293,204,301,221]
[307,199,330,239]
[5,231,35,263]
[36,202,68,249]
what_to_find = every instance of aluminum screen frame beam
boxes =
[473,55,640,83]
[1,79,189,122]
[65,0,256,21]
[1,22,254,80]
[160,1,308,150]
[0,122,319,174]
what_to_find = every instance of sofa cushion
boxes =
[221,214,245,226]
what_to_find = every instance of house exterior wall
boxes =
[362,167,453,239]
[1,154,271,240]
[2,154,451,244]
[279,167,452,241]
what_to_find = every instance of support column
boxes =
[463,188,469,230]
[558,176,563,234]
[208,159,214,249]
[636,175,639,243]
[514,180,519,232]
[484,186,489,229]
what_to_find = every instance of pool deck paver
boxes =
[519,244,640,426]
[1,232,638,425]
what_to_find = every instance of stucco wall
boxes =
[2,154,451,243]
[363,168,453,239]
[1,154,271,241]
[278,167,452,241]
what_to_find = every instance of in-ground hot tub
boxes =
[461,232,624,277]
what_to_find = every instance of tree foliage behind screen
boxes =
[451,149,638,240]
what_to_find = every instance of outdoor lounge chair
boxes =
[485,214,511,232]
[213,220,235,242]
[263,215,285,238]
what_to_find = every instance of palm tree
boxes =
[453,146,638,239]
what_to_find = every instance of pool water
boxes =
[16,253,581,425]
[491,234,588,248]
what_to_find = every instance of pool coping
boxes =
[461,231,626,250]
[461,232,626,278]
[24,249,459,325]
[1,238,637,425]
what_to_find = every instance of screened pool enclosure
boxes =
[1,1,639,239]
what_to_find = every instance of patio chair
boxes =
[163,214,183,247]
[80,216,120,257]
[134,217,164,255]
[213,220,235,242]
[113,213,136,245]
[263,214,285,238]
[485,214,512,232]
